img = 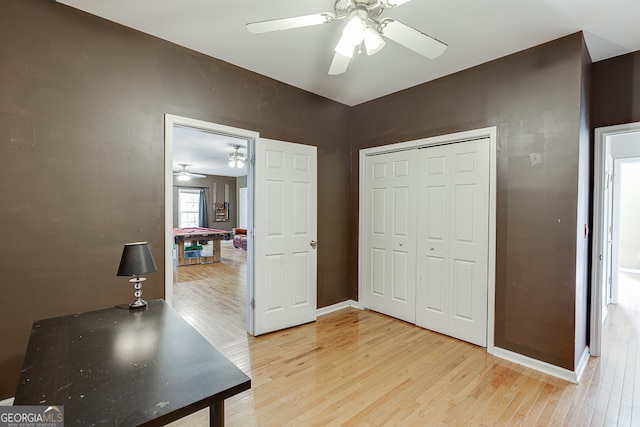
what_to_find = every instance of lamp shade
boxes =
[117,242,158,276]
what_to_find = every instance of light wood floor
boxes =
[170,251,640,426]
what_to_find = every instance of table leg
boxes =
[212,239,221,263]
[177,238,185,266]
[210,401,224,427]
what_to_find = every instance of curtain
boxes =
[198,189,208,227]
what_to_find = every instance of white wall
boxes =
[619,162,640,270]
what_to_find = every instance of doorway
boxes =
[591,122,640,356]
[164,114,258,334]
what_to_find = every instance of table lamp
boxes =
[117,242,158,309]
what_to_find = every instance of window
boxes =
[178,189,200,228]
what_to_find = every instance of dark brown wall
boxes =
[591,51,640,128]
[0,0,351,398]
[350,33,587,369]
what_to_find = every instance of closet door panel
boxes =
[366,171,390,313]
[448,141,490,346]
[417,139,490,347]
[363,152,416,323]
[416,144,450,331]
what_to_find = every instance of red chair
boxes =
[232,228,247,250]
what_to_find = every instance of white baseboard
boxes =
[620,268,640,275]
[575,346,590,383]
[0,397,14,406]
[317,299,359,317]
[493,347,580,384]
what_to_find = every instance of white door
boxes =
[363,150,417,323]
[239,186,248,229]
[253,138,317,335]
[415,139,490,346]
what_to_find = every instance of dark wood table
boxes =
[14,300,251,426]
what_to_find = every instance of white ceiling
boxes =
[57,0,640,107]
[56,0,640,175]
[172,126,248,178]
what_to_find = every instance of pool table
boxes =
[173,227,231,266]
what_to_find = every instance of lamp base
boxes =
[129,298,147,309]
[128,276,148,309]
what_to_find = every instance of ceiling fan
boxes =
[247,0,448,75]
[173,164,206,181]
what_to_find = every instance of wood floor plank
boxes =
[167,259,640,427]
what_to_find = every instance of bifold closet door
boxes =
[415,139,490,347]
[362,151,417,323]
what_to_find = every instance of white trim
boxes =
[493,347,581,384]
[164,114,259,334]
[357,126,497,354]
[575,346,591,383]
[611,158,623,304]
[591,121,640,357]
[620,268,640,274]
[591,127,608,357]
[317,300,359,317]
[0,397,14,406]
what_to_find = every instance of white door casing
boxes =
[363,150,417,323]
[164,114,258,314]
[605,154,614,309]
[253,138,317,335]
[415,139,490,347]
[591,122,640,357]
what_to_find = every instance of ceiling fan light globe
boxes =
[178,174,190,181]
[236,159,245,168]
[229,159,236,168]
[342,15,365,46]
[364,27,385,55]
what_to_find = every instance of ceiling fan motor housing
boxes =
[336,0,385,20]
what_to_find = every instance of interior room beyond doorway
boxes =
[165,114,251,342]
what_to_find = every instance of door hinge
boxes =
[251,154,256,165]
[250,298,255,309]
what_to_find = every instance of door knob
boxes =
[310,240,317,249]
[430,246,435,251]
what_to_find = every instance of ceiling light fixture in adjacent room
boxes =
[174,164,206,181]
[229,145,247,168]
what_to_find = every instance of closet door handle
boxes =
[310,240,317,249]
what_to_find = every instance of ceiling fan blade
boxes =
[247,13,335,34]
[383,0,413,7]
[379,19,447,59]
[187,172,206,179]
[328,51,352,75]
